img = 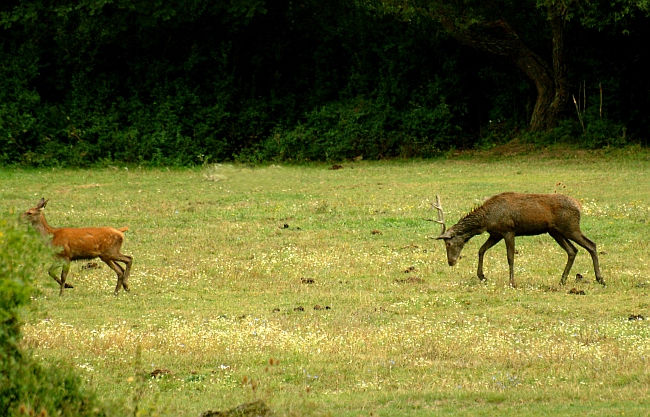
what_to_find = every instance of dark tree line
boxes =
[1,0,648,166]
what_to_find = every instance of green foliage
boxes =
[0,214,112,416]
[0,39,41,165]
[0,214,48,361]
[0,0,647,167]
[581,108,627,148]
[523,108,627,148]
[250,95,458,161]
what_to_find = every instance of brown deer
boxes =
[433,193,605,288]
[22,198,133,296]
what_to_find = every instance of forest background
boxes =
[1,0,649,166]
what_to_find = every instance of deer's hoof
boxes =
[64,283,74,288]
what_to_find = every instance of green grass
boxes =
[2,148,650,416]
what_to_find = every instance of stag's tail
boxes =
[118,227,129,233]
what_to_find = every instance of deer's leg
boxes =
[477,234,502,282]
[48,263,63,286]
[115,254,133,292]
[101,257,125,296]
[568,232,605,286]
[549,230,577,285]
[504,233,517,288]
[59,261,71,296]
[49,260,74,289]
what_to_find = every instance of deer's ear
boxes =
[36,198,48,210]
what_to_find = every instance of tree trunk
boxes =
[430,4,569,131]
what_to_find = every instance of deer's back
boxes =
[483,192,582,236]
[51,227,125,260]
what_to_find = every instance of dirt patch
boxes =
[82,262,100,270]
[394,276,425,284]
[150,368,171,378]
[200,400,273,417]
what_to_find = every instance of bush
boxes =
[0,214,113,416]
[581,108,627,148]
[250,96,458,162]
[522,107,627,148]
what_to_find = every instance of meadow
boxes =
[2,148,650,416]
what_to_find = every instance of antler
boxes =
[431,195,446,235]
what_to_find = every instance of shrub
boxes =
[0,214,113,416]
[251,96,458,162]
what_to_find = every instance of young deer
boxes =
[22,198,133,296]
[433,193,605,288]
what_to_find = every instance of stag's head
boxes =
[436,228,466,266]
[432,195,465,266]
[21,198,48,226]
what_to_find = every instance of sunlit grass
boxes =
[2,148,650,416]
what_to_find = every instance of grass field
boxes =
[2,147,650,416]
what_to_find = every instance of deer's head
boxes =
[432,195,465,266]
[436,228,466,266]
[22,198,48,226]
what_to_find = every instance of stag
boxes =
[433,193,605,288]
[22,198,133,296]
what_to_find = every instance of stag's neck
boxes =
[33,213,56,239]
[454,208,488,240]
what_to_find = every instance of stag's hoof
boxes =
[64,283,74,288]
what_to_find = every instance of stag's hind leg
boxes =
[568,231,605,286]
[503,232,517,288]
[549,230,578,285]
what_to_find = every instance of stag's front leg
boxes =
[504,233,517,288]
[477,234,502,282]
